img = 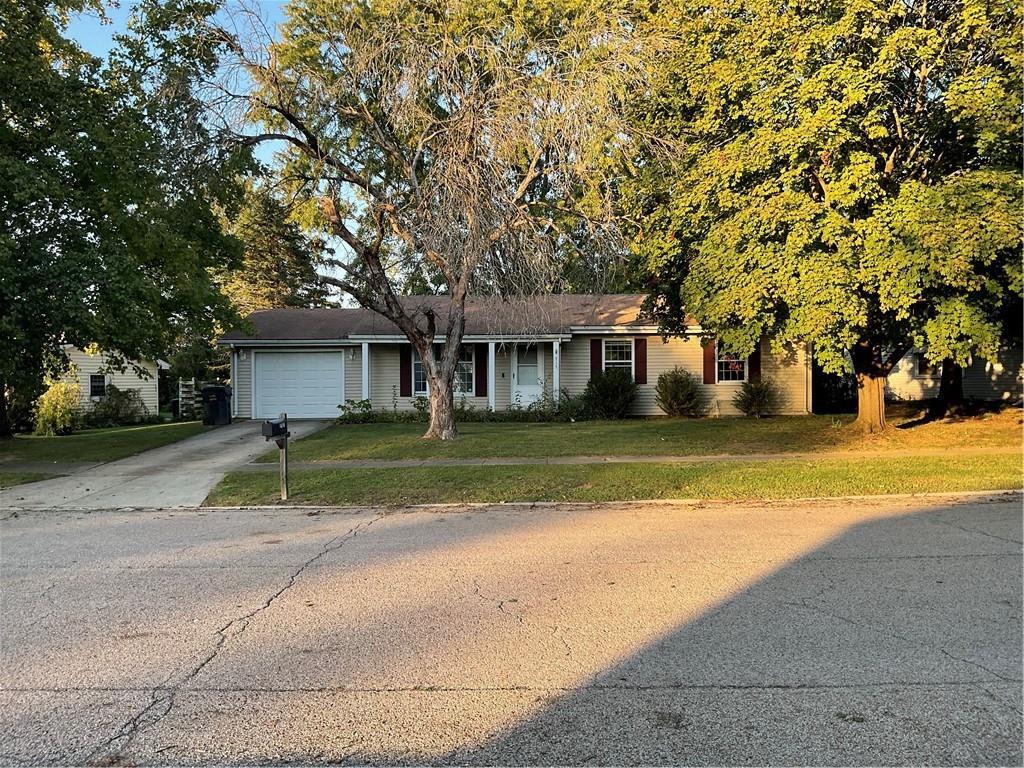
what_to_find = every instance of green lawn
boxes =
[207,454,1022,506]
[0,472,55,489]
[259,408,1022,463]
[0,421,207,464]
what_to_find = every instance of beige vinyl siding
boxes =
[368,344,493,412]
[228,336,811,417]
[560,335,810,417]
[64,346,159,415]
[345,345,363,403]
[233,350,252,418]
[888,348,1023,402]
[760,339,813,415]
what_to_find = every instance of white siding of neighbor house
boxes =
[64,346,159,415]
[887,348,1023,402]
[227,336,812,418]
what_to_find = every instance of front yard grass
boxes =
[0,472,55,489]
[260,406,1022,463]
[207,454,1022,506]
[0,421,207,464]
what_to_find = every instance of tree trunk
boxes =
[854,372,887,433]
[928,358,965,419]
[0,380,12,439]
[423,371,458,440]
[850,340,898,434]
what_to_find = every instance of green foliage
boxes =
[84,384,151,428]
[33,380,81,436]
[0,0,246,435]
[583,369,638,420]
[625,0,1023,396]
[655,367,704,417]
[221,183,329,317]
[732,379,781,419]
[335,389,595,425]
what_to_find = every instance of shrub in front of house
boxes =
[583,368,638,419]
[33,380,82,436]
[655,367,704,417]
[85,384,150,427]
[732,377,780,418]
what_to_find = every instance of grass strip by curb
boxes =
[0,472,56,489]
[207,454,1023,507]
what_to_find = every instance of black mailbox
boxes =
[262,417,288,440]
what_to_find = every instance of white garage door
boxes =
[255,352,344,418]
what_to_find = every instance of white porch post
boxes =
[487,342,496,412]
[552,340,561,403]
[361,342,370,401]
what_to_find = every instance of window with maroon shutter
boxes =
[590,339,602,379]
[702,338,716,384]
[475,343,488,397]
[716,344,747,382]
[634,337,647,385]
[399,346,412,397]
[748,342,762,382]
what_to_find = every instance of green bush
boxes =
[655,367,704,417]
[732,377,780,418]
[33,380,81,435]
[85,384,149,427]
[583,368,638,420]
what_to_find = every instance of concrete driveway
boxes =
[0,420,330,509]
[1,494,1020,765]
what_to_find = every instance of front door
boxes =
[511,344,543,406]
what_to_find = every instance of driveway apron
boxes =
[0,420,330,509]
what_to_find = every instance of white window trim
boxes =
[602,338,635,379]
[88,373,108,399]
[413,346,475,397]
[715,342,748,384]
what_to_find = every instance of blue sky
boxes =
[67,1,289,59]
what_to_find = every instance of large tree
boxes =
[625,0,1022,431]
[217,0,659,439]
[0,0,246,434]
[222,182,329,316]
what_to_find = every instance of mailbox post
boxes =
[261,413,290,501]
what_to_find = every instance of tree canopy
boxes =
[221,182,329,316]
[0,0,247,433]
[219,0,661,438]
[624,0,1022,430]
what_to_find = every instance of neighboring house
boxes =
[219,295,813,419]
[887,348,1023,403]
[64,346,162,414]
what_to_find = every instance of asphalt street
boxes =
[1,495,1021,765]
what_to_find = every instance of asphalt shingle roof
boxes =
[221,294,662,342]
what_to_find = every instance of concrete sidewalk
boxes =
[0,420,330,509]
[231,444,1022,471]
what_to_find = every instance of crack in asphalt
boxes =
[10,678,1020,694]
[779,593,1022,718]
[923,516,1023,546]
[83,514,385,765]
[471,579,588,676]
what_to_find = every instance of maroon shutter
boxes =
[702,337,716,384]
[590,339,603,379]
[748,340,762,382]
[399,345,412,397]
[475,343,488,397]
[634,337,647,385]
